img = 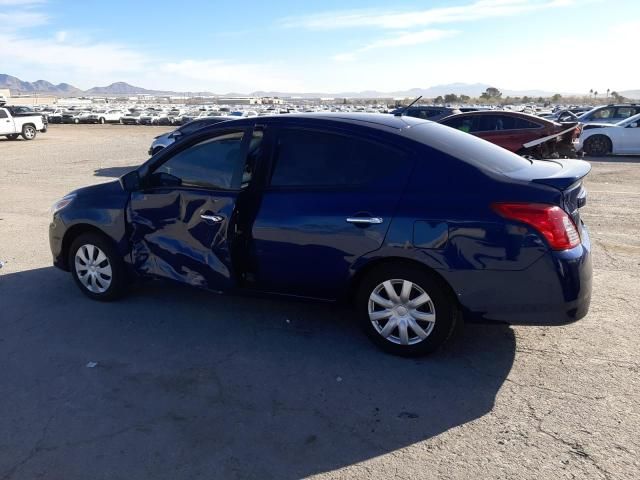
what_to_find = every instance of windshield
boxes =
[617,113,640,126]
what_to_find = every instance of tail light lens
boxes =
[492,202,580,250]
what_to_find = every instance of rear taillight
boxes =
[492,202,580,250]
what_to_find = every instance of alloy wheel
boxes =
[368,279,436,345]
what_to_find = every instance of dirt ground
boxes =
[1,125,639,480]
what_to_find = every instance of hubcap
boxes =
[368,279,436,346]
[25,127,35,138]
[74,244,112,293]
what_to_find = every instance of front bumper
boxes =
[49,214,68,270]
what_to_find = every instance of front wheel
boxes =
[69,233,128,301]
[583,135,611,156]
[356,264,459,356]
[6,134,19,140]
[21,125,37,140]
[99,117,106,124]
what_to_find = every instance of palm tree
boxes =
[594,90,598,100]
[589,88,593,98]
[606,88,610,99]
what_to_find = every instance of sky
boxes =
[0,0,638,94]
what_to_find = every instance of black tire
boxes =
[99,117,106,124]
[7,134,19,140]
[68,232,128,301]
[583,135,611,156]
[356,263,459,356]
[21,124,37,140]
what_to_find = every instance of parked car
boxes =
[44,108,65,124]
[62,110,89,124]
[121,111,142,125]
[85,109,124,124]
[49,114,592,356]
[148,116,232,155]
[439,110,580,158]
[577,104,640,124]
[577,113,640,156]
[139,111,161,125]
[157,110,184,126]
[390,105,461,122]
[0,106,48,140]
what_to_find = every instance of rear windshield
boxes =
[403,122,531,174]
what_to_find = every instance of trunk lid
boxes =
[506,159,591,226]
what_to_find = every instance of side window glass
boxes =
[593,108,614,119]
[153,131,245,190]
[0,110,7,119]
[408,108,428,119]
[513,118,542,129]
[270,129,409,188]
[443,115,474,133]
[478,115,499,131]
[616,107,633,119]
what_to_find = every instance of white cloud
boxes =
[54,30,68,42]
[281,0,574,30]
[0,11,48,30]
[160,60,305,93]
[333,29,458,62]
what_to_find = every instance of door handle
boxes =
[346,217,383,225]
[200,214,224,222]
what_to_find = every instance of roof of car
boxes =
[440,109,557,125]
[250,112,429,131]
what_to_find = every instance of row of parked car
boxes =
[144,103,640,158]
[43,107,294,126]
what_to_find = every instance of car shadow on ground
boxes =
[94,166,140,177]
[0,267,516,480]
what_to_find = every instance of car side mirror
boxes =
[120,170,141,192]
[628,122,638,128]
[169,131,182,139]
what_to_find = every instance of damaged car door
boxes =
[128,127,257,290]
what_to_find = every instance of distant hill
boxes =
[0,74,84,96]
[620,90,640,100]
[1,73,637,100]
[84,81,175,96]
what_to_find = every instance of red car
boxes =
[439,110,581,158]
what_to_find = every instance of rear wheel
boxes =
[356,263,459,356]
[69,233,128,301]
[583,135,611,156]
[21,125,37,140]
[99,117,106,124]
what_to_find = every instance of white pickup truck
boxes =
[0,105,48,140]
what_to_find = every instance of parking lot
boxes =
[1,125,639,479]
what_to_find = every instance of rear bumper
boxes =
[453,223,592,325]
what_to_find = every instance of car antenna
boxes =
[394,96,422,117]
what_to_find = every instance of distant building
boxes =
[4,94,57,106]
[217,97,262,105]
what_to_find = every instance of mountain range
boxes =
[1,74,638,99]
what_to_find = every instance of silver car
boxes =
[148,116,232,155]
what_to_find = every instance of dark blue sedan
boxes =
[49,114,592,356]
